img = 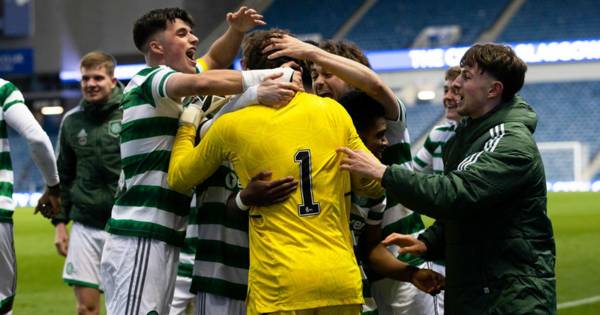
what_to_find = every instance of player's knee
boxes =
[76,302,99,315]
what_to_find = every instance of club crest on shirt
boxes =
[66,262,74,275]
[225,171,239,190]
[77,129,87,145]
[108,120,122,138]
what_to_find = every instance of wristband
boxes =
[241,68,292,91]
[235,191,250,211]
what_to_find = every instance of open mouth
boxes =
[185,48,196,63]
[317,89,333,98]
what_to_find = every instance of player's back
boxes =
[214,92,370,312]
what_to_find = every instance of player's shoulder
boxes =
[293,92,346,114]
[124,66,176,93]
[61,105,84,124]
[0,78,13,90]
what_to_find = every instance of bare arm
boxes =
[367,243,444,294]
[166,70,243,100]
[264,35,399,120]
[202,6,266,70]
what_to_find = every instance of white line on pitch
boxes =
[558,295,600,309]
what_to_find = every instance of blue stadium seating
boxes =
[260,0,363,39]
[498,0,600,43]
[405,103,444,142]
[346,0,510,50]
[10,130,57,193]
[518,81,600,182]
[519,81,600,157]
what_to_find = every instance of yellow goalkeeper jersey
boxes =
[168,92,383,312]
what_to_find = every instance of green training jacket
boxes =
[52,84,123,229]
[381,96,556,314]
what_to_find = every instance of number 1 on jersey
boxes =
[294,150,321,216]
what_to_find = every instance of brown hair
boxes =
[241,28,299,70]
[317,39,370,68]
[80,51,117,76]
[460,43,527,102]
[445,65,461,81]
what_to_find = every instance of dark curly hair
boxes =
[241,29,300,70]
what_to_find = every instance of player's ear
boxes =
[148,40,163,55]
[488,80,503,100]
[240,58,248,70]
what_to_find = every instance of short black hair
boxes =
[133,8,195,52]
[338,91,386,134]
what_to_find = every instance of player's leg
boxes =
[100,234,179,315]
[196,292,245,315]
[0,223,16,315]
[169,275,195,315]
[429,261,445,315]
[63,222,107,315]
[74,286,101,315]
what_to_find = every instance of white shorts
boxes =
[195,291,245,315]
[62,222,108,290]
[169,275,195,315]
[370,262,439,315]
[427,261,445,315]
[0,223,16,314]
[100,234,179,315]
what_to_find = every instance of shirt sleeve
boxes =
[418,220,445,261]
[381,124,537,220]
[412,135,435,174]
[340,104,385,199]
[384,97,407,144]
[196,57,209,73]
[167,122,228,194]
[147,66,178,105]
[199,86,259,137]
[3,89,59,186]
[54,117,76,221]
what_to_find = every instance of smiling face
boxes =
[80,66,116,104]
[360,116,389,160]
[310,64,352,100]
[443,78,461,121]
[155,18,199,74]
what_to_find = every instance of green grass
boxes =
[11,209,105,314]
[419,192,600,314]
[9,192,600,313]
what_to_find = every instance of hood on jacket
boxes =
[457,95,538,139]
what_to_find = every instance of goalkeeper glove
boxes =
[179,95,230,128]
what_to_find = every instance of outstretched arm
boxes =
[264,34,399,120]
[2,84,60,217]
[202,6,266,70]
[168,119,227,194]
[367,243,444,295]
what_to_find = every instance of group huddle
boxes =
[0,5,556,315]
